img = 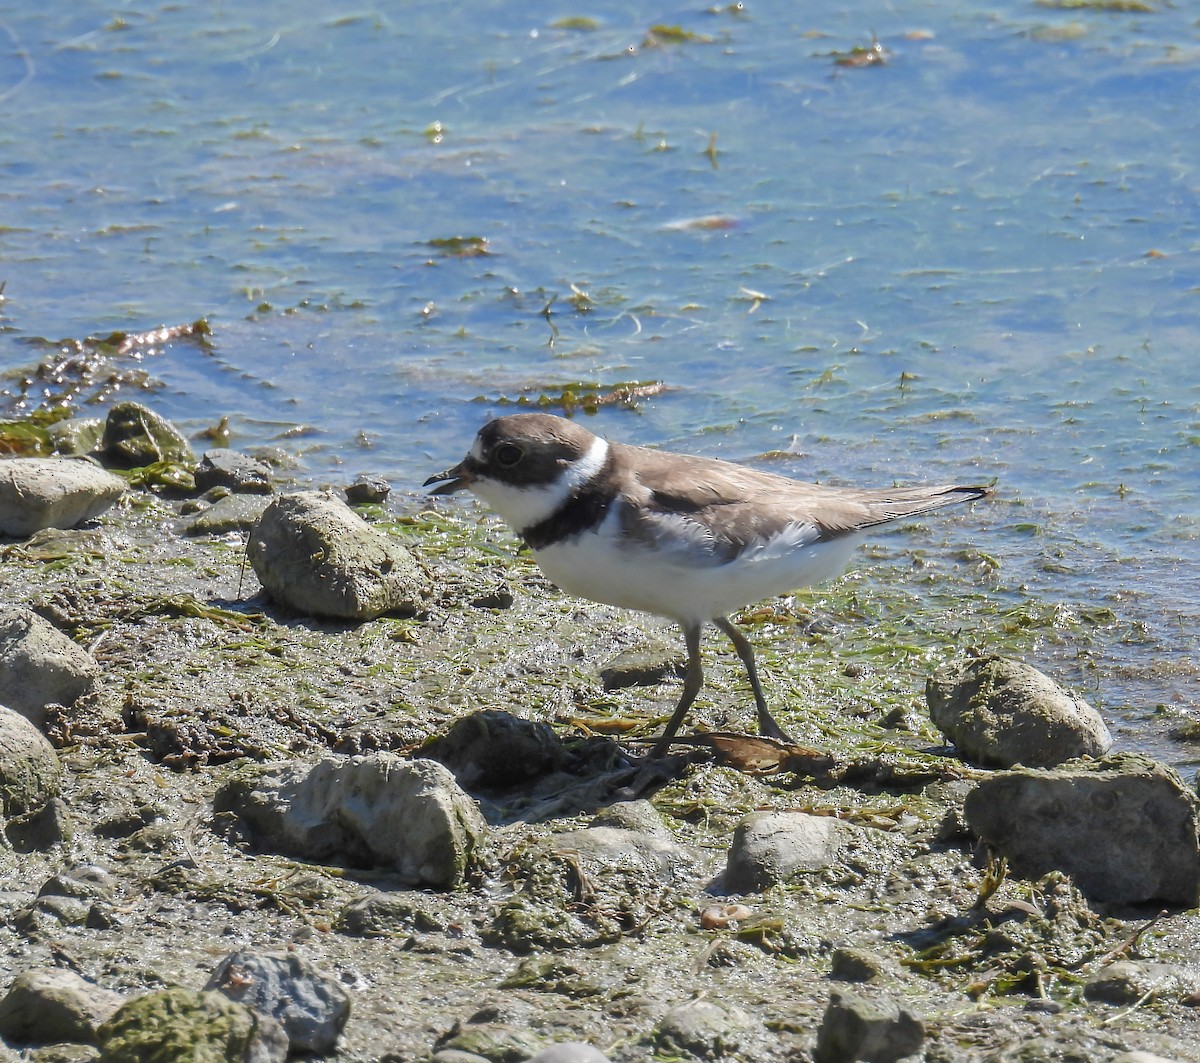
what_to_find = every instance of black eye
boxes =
[494,442,523,467]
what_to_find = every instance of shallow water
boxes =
[1,1,1196,766]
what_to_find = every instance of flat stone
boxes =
[927,654,1112,768]
[0,607,99,725]
[964,754,1200,905]
[814,990,925,1063]
[723,811,863,893]
[214,754,489,889]
[205,950,350,1054]
[0,458,125,537]
[0,968,124,1046]
[194,449,273,495]
[598,640,686,690]
[183,493,271,536]
[248,491,427,620]
[345,476,390,504]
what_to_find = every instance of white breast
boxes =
[531,506,863,624]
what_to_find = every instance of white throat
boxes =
[470,435,609,534]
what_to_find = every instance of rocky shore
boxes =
[1,403,1199,1063]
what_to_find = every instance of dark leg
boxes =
[714,616,792,743]
[650,621,704,758]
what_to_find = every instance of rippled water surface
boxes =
[1,1,1196,764]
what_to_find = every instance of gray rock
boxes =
[0,458,125,537]
[599,640,686,690]
[15,866,116,935]
[814,990,925,1063]
[0,968,124,1045]
[829,947,890,983]
[435,1023,544,1061]
[964,754,1200,905]
[248,491,427,620]
[0,704,62,818]
[927,654,1112,767]
[96,987,287,1063]
[588,799,672,837]
[1084,960,1200,1005]
[526,1043,612,1063]
[194,449,273,495]
[653,997,752,1058]
[205,950,350,1054]
[183,493,271,537]
[336,892,451,938]
[102,401,193,467]
[724,811,862,893]
[214,754,489,889]
[552,824,693,884]
[0,608,99,725]
[423,710,572,790]
[345,475,390,504]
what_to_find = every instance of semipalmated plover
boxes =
[426,413,989,757]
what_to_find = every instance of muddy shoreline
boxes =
[2,465,1200,1061]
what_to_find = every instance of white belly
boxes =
[532,520,863,624]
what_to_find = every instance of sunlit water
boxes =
[1,1,1196,767]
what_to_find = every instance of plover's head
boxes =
[425,413,610,533]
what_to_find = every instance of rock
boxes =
[423,710,573,790]
[814,990,925,1063]
[183,494,272,536]
[214,754,489,889]
[205,950,350,1054]
[0,704,62,817]
[652,997,752,1058]
[15,866,116,935]
[1084,960,1200,1005]
[589,799,672,836]
[927,654,1112,767]
[829,947,890,983]
[194,450,273,495]
[723,811,864,893]
[102,401,193,467]
[96,987,288,1063]
[0,608,99,725]
[0,459,125,537]
[526,1043,612,1063]
[336,892,451,938]
[47,418,105,457]
[964,754,1200,905]
[247,491,427,620]
[553,825,693,884]
[0,968,124,1045]
[434,1022,544,1061]
[5,795,71,852]
[344,475,390,504]
[599,640,686,690]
